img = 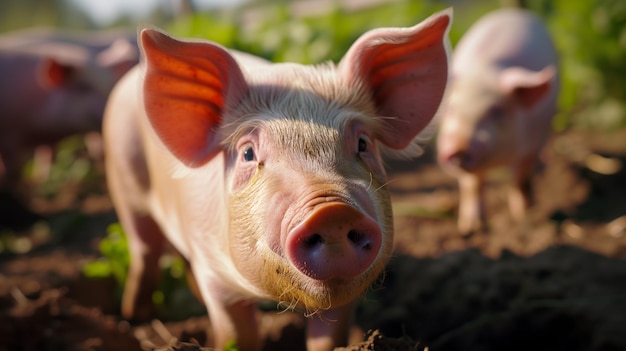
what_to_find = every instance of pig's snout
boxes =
[286,203,382,281]
[440,149,477,171]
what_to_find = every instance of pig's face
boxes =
[438,77,520,173]
[225,81,393,310]
[35,46,136,134]
[36,40,138,136]
[28,58,108,137]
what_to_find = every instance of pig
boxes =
[0,29,138,190]
[0,27,138,80]
[436,8,559,235]
[103,9,452,351]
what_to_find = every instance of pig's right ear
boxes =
[140,28,247,167]
[338,8,452,150]
[499,66,556,109]
[97,38,139,80]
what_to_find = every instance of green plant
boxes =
[83,222,205,319]
[83,222,130,299]
[166,0,450,65]
[224,340,239,351]
[527,0,626,130]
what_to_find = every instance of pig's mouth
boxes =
[262,253,386,312]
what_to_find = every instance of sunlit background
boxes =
[1,0,624,130]
[67,0,249,26]
[1,0,625,350]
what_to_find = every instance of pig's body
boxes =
[0,29,138,189]
[104,10,452,351]
[437,9,559,234]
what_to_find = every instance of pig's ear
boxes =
[39,58,73,88]
[338,8,452,150]
[97,38,139,80]
[500,66,556,108]
[140,28,247,167]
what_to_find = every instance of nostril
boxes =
[303,233,324,248]
[446,150,471,168]
[347,230,371,250]
[449,151,463,163]
[347,230,361,244]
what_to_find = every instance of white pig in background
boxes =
[0,29,138,190]
[103,9,452,351]
[437,8,559,235]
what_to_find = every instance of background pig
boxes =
[103,9,451,351]
[436,8,559,235]
[0,28,138,192]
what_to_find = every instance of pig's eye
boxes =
[243,147,256,162]
[358,137,368,153]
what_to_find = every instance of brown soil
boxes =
[1,128,626,351]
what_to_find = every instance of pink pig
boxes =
[437,8,559,235]
[0,29,137,189]
[103,9,452,351]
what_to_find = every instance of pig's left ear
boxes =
[140,28,247,167]
[338,8,452,150]
[500,66,556,108]
[38,58,74,89]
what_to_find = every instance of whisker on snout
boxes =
[375,177,398,192]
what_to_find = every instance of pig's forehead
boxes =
[244,86,363,123]
[221,62,383,149]
[220,116,343,167]
[221,97,381,159]
[227,63,380,128]
[224,103,377,144]
[450,74,501,102]
[264,118,341,156]
[243,62,376,114]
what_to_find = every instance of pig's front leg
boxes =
[306,302,354,351]
[120,213,166,322]
[0,138,27,189]
[202,286,260,351]
[508,154,537,223]
[31,145,54,184]
[457,173,487,235]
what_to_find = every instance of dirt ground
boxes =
[1,127,626,351]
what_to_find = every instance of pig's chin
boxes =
[258,252,386,312]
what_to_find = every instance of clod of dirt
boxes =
[152,341,210,351]
[0,287,142,351]
[335,329,426,351]
[151,330,425,351]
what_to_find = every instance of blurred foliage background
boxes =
[1,0,624,131]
